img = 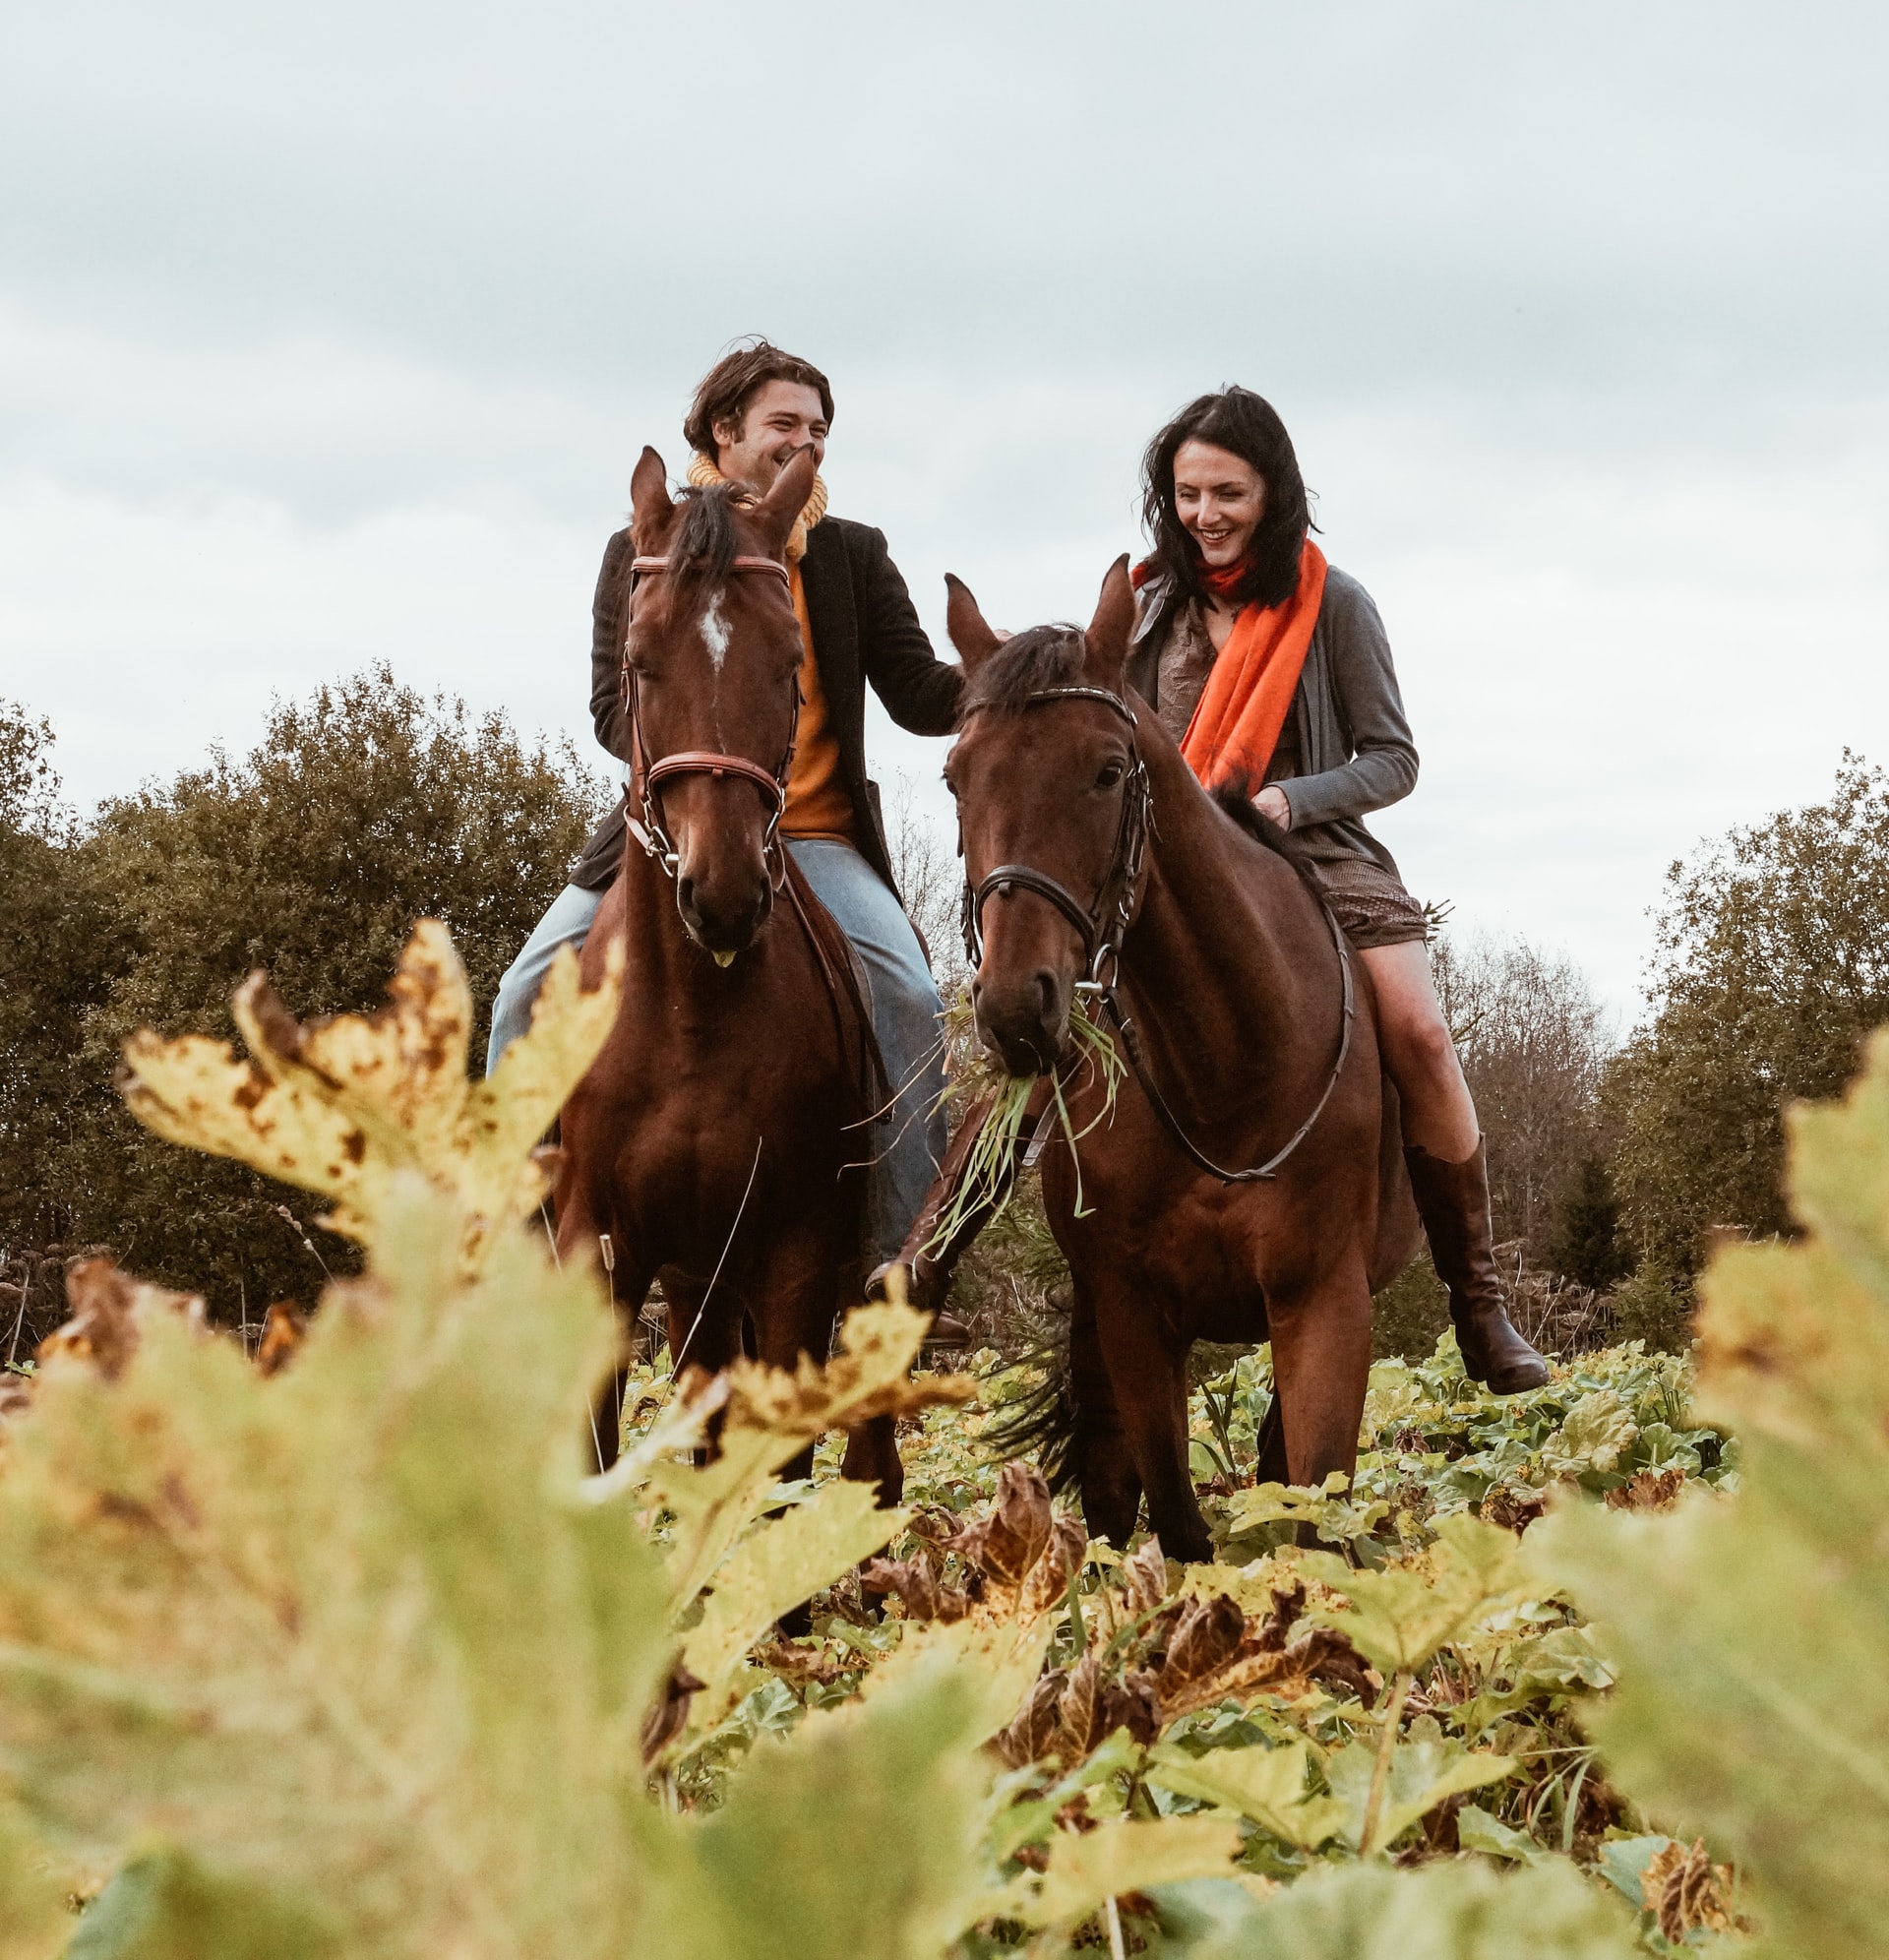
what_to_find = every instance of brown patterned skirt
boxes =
[1300,851,1429,949]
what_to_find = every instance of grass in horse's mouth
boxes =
[924,998,1126,1254]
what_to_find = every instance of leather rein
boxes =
[619,551,800,883]
[959,685,1356,1185]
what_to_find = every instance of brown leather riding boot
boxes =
[1403,1138,1552,1393]
[866,1079,1057,1342]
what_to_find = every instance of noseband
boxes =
[958,684,1355,1185]
[621,552,799,883]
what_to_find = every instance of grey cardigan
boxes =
[1127,564,1419,875]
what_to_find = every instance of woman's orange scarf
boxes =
[1179,539,1327,796]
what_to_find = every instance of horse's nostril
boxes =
[1034,971,1058,1022]
[677,876,697,917]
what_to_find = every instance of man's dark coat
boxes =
[569,517,961,893]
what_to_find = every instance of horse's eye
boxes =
[1095,760,1125,790]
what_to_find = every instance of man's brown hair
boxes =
[683,338,834,459]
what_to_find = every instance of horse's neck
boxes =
[1118,736,1331,1121]
[614,839,715,998]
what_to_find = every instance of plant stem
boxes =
[1360,1670,1414,1857]
[1104,1894,1127,1960]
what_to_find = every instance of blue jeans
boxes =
[486,840,948,1265]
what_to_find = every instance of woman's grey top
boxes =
[1127,564,1419,876]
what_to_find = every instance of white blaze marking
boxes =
[701,589,731,670]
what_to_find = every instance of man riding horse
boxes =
[489,339,967,1310]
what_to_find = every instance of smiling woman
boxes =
[1128,386,1548,1395]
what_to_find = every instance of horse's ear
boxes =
[752,445,819,557]
[630,447,672,546]
[944,574,1003,672]
[1084,555,1136,687]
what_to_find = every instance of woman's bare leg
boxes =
[1357,941,1478,1158]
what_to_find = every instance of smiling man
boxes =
[487,339,963,1290]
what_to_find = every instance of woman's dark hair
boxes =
[683,337,834,459]
[1139,388,1311,612]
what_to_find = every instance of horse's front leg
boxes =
[752,1225,907,1505]
[1091,1274,1214,1564]
[1265,1259,1374,1489]
[1066,1276,1142,1551]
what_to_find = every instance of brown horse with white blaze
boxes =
[940,558,1422,1562]
[555,444,898,1498]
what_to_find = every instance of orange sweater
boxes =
[780,560,857,842]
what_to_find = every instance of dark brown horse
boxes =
[936,559,1421,1562]
[556,445,899,1498]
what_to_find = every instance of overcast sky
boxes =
[4,0,1885,1013]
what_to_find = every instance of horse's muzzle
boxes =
[973,966,1070,1076]
[677,872,773,956]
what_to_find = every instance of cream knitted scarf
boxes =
[686,454,828,563]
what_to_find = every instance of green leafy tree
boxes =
[0,705,130,1277]
[1604,753,1889,1277]
[27,667,607,1316]
[1544,1158,1630,1293]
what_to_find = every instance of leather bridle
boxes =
[620,552,800,885]
[958,683,1356,1185]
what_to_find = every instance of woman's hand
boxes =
[1251,785,1292,829]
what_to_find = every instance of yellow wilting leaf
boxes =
[642,1304,970,1609]
[679,1481,906,1732]
[1535,1025,1889,1960]
[118,923,622,1272]
[0,1178,664,1959]
[1300,1512,1522,1677]
[1144,1740,1347,1851]
[1021,1816,1243,1929]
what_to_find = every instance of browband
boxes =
[631,553,792,590]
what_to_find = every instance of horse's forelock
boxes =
[662,486,739,592]
[957,623,1088,721]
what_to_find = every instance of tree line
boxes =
[3,667,1884,1355]
[0,670,608,1343]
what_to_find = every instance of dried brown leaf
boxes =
[860,1555,971,1624]
[1253,1578,1307,1654]
[1605,1467,1688,1513]
[254,1301,308,1377]
[1157,1594,1246,1695]
[36,1257,206,1381]
[944,1462,1054,1588]
[1642,1838,1742,1940]
[1058,1650,1111,1758]
[1019,1513,1089,1620]
[1123,1536,1169,1618]
[639,1661,707,1764]
[994,1669,1067,1769]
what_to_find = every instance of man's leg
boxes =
[485,884,605,1077]
[784,839,948,1266]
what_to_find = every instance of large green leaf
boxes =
[1300,1512,1521,1676]
[639,1640,1002,1960]
[1144,1741,1345,1850]
[1535,1026,1889,1959]
[1142,1861,1634,1959]
[64,1851,338,1960]
[0,1180,661,1959]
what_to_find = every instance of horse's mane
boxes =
[957,623,1087,721]
[1212,784,1300,863]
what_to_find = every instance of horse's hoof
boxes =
[920,1312,973,1350]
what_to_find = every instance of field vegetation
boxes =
[5,678,1889,1953]
[1,920,1885,1956]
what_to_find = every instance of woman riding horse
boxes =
[1128,387,1546,1393]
